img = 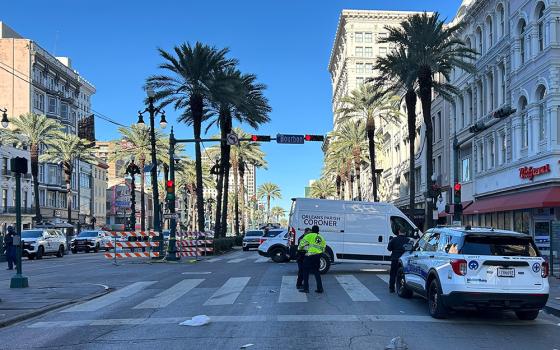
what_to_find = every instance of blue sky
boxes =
[3,0,462,212]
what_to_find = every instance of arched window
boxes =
[519,96,528,148]
[536,2,546,52]
[465,37,473,63]
[486,16,494,47]
[497,4,505,38]
[476,26,484,54]
[519,20,527,65]
[537,85,547,141]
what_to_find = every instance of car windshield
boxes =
[245,231,263,237]
[461,235,539,257]
[22,230,43,238]
[263,230,282,238]
[78,231,99,237]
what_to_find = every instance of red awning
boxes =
[439,201,473,217]
[463,187,560,215]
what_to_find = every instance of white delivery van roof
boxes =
[292,198,405,216]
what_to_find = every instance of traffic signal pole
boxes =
[166,128,179,261]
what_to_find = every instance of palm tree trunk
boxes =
[239,160,246,234]
[30,144,42,223]
[366,117,378,202]
[335,175,341,199]
[232,158,240,236]
[405,89,418,220]
[64,165,73,235]
[220,117,232,237]
[190,95,206,233]
[354,152,362,201]
[350,174,355,201]
[214,108,229,237]
[419,67,434,230]
[163,163,169,183]
[140,157,146,231]
[266,194,271,223]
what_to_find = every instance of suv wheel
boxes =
[270,247,287,263]
[427,279,447,319]
[71,248,77,254]
[28,254,36,260]
[36,246,44,260]
[515,310,540,321]
[319,253,331,274]
[56,245,65,258]
[396,267,413,298]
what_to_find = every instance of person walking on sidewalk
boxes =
[4,226,16,270]
[298,225,326,294]
[296,228,311,289]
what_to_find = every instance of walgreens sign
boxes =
[519,164,551,180]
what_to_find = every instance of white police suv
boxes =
[396,226,549,320]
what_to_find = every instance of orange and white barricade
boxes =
[105,231,160,264]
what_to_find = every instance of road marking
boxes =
[28,315,556,328]
[227,258,248,263]
[62,281,156,312]
[206,257,223,262]
[377,274,390,284]
[181,272,212,275]
[204,277,251,305]
[279,276,307,303]
[254,257,269,263]
[133,279,204,309]
[335,275,380,301]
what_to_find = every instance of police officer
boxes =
[296,228,311,289]
[387,223,410,293]
[4,226,16,270]
[298,225,326,294]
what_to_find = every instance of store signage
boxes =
[519,164,551,180]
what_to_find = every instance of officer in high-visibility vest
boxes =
[298,225,326,293]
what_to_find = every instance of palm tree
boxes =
[175,157,214,231]
[110,125,167,231]
[330,121,371,201]
[309,178,336,199]
[383,12,476,229]
[270,206,286,223]
[257,183,281,223]
[374,47,419,216]
[336,83,400,201]
[324,147,352,200]
[147,42,236,233]
[40,134,95,236]
[1,113,63,223]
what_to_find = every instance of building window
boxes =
[488,73,494,111]
[364,32,372,43]
[437,112,442,140]
[356,63,364,74]
[47,191,56,207]
[519,96,528,148]
[60,103,69,120]
[378,32,388,39]
[498,4,505,38]
[414,167,421,192]
[39,164,45,183]
[356,77,364,87]
[500,64,506,105]
[519,20,526,65]
[479,143,485,172]
[365,63,373,74]
[355,32,363,43]
[476,26,483,55]
[537,3,545,52]
[538,86,547,141]
[379,47,387,55]
[48,97,57,114]
[1,189,7,212]
[477,81,484,118]
[23,191,28,209]
[461,157,471,182]
[1,157,7,175]
[487,16,493,47]
[437,155,442,176]
[500,132,506,164]
[395,144,401,164]
[40,189,46,206]
[364,47,373,57]
[489,138,495,168]
[48,165,57,185]
[355,47,363,57]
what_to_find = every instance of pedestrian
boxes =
[387,223,410,293]
[4,226,17,270]
[296,228,311,289]
[298,225,326,294]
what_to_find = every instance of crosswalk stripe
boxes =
[206,257,223,262]
[227,258,247,263]
[377,274,390,284]
[204,277,251,305]
[254,257,269,263]
[335,275,379,302]
[133,279,204,309]
[62,281,157,312]
[279,276,307,303]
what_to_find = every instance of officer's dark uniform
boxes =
[296,229,310,289]
[4,227,16,270]
[387,231,410,293]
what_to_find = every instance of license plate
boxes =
[497,268,515,277]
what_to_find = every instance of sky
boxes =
[3,0,462,213]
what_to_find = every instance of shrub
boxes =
[213,237,235,253]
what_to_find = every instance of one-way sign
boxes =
[276,134,304,144]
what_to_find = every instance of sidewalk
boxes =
[0,280,109,328]
[545,276,560,317]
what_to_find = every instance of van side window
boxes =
[390,216,415,237]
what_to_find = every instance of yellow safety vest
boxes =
[298,233,326,256]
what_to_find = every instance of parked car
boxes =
[242,230,264,251]
[287,198,421,274]
[258,230,289,262]
[397,226,550,320]
[22,229,67,259]
[70,230,111,253]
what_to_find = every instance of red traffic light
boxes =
[166,180,174,187]
[250,135,271,142]
[304,134,324,142]
[251,135,257,142]
[454,183,462,192]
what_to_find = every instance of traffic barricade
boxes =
[104,231,160,265]
[175,231,214,259]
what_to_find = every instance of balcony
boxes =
[0,206,35,215]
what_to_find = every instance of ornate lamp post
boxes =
[125,160,140,230]
[1,108,8,128]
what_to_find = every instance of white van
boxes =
[287,198,421,273]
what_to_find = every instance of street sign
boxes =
[276,134,304,144]
[226,133,239,146]
[163,213,178,219]
[115,201,131,207]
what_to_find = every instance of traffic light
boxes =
[304,134,324,142]
[250,135,271,142]
[453,183,462,204]
[493,106,517,119]
[166,180,175,201]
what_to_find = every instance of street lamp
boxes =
[125,160,141,230]
[1,108,9,128]
[136,87,166,258]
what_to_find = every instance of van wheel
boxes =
[428,279,447,319]
[270,248,287,263]
[396,267,413,298]
[515,310,540,320]
[319,254,331,274]
[36,246,44,260]
[56,245,65,258]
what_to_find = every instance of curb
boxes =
[544,304,560,318]
[0,285,112,329]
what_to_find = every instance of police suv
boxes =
[396,226,550,320]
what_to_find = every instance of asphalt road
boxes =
[0,249,559,350]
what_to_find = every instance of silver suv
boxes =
[22,229,67,259]
[71,230,112,253]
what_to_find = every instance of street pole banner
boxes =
[104,252,160,259]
